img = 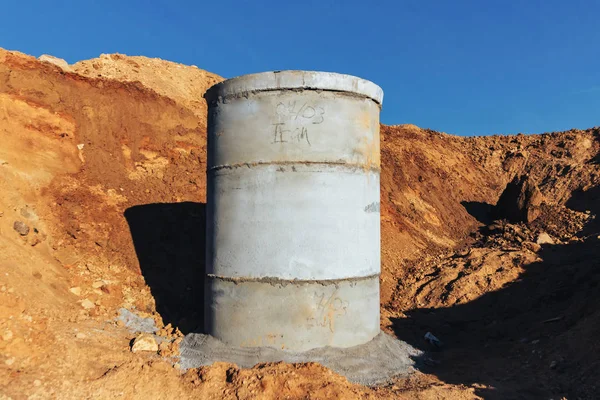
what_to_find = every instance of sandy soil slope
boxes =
[1,48,598,399]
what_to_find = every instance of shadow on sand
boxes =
[461,201,494,225]
[124,202,206,334]
[393,193,599,399]
[121,194,599,398]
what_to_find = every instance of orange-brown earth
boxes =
[0,48,598,399]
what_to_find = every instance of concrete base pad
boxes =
[179,331,422,386]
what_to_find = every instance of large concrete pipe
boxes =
[204,71,383,351]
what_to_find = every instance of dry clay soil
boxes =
[0,49,599,399]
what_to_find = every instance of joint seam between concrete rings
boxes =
[207,161,381,174]
[207,273,380,287]
[206,89,382,107]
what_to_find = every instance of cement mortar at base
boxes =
[179,332,421,386]
[205,275,380,351]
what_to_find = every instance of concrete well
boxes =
[204,70,383,352]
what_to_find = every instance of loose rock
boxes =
[424,332,443,348]
[38,54,71,71]
[494,174,544,224]
[92,280,104,289]
[536,232,555,245]
[13,221,30,236]
[524,241,542,252]
[131,333,159,353]
[80,299,95,310]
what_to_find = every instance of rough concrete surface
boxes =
[118,308,158,333]
[206,90,381,170]
[179,331,421,386]
[207,164,380,280]
[204,70,384,105]
[205,275,380,351]
[204,71,383,351]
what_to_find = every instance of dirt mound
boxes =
[0,48,213,399]
[72,53,223,122]
[1,47,599,399]
[378,125,506,302]
[382,133,599,398]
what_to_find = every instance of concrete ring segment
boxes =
[206,90,381,171]
[204,70,384,105]
[206,164,380,280]
[205,275,380,351]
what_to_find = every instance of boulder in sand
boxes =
[494,174,544,224]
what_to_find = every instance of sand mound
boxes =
[72,53,223,121]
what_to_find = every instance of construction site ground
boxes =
[0,49,598,399]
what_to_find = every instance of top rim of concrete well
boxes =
[204,70,384,105]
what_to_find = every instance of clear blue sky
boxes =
[2,0,599,136]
